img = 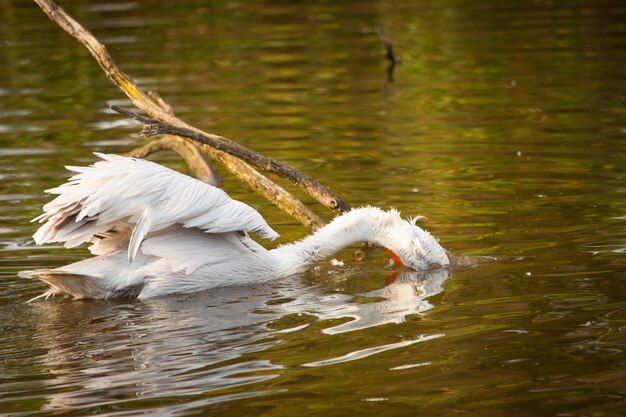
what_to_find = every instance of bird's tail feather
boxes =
[19,269,115,300]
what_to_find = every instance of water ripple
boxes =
[302,334,445,367]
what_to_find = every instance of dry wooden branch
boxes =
[33,0,222,185]
[34,0,164,116]
[122,90,222,185]
[34,0,336,230]
[111,105,352,214]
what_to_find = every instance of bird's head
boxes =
[374,209,450,271]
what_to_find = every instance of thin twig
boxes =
[376,23,399,65]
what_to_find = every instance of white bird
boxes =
[20,153,450,300]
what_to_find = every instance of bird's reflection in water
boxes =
[27,268,449,409]
[28,284,286,409]
[271,269,449,334]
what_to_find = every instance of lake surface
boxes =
[1,0,625,416]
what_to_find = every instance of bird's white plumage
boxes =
[32,153,278,261]
[22,154,450,300]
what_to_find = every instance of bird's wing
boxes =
[32,153,279,261]
[139,227,268,275]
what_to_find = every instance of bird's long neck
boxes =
[271,208,381,276]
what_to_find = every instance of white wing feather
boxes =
[32,153,279,260]
[128,207,153,263]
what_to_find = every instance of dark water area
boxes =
[1,0,625,416]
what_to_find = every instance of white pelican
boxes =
[21,153,450,300]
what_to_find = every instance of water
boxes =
[1,0,625,415]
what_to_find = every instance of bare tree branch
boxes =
[33,0,340,230]
[111,105,352,214]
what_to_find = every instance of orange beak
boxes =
[383,247,404,266]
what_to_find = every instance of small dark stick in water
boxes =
[376,23,400,82]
